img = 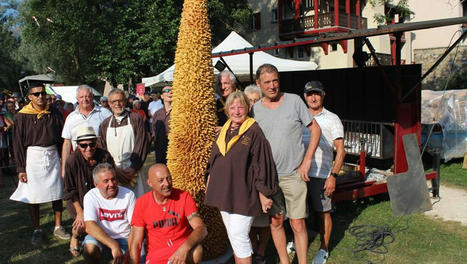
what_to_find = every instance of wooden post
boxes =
[334,0,339,26]
[314,0,319,28]
[463,152,467,169]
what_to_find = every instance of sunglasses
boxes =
[30,91,47,97]
[78,142,97,149]
[162,89,172,93]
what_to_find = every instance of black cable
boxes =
[348,224,395,255]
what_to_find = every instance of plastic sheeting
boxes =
[421,89,467,161]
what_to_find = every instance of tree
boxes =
[369,0,414,24]
[17,0,252,89]
[0,0,27,92]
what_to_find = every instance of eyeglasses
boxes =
[78,142,97,149]
[30,91,47,97]
[162,89,172,93]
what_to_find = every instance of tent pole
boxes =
[219,57,244,90]
[249,52,254,84]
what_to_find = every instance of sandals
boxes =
[69,246,80,257]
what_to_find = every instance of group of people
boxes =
[8,62,345,264]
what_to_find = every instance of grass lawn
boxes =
[426,158,467,190]
[1,159,466,263]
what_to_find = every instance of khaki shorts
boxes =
[309,177,332,212]
[269,173,308,219]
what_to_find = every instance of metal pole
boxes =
[431,150,441,197]
[219,57,244,90]
[249,52,254,84]
[401,29,467,103]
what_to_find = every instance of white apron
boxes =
[106,115,147,197]
[10,145,63,204]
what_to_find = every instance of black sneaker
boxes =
[31,229,43,245]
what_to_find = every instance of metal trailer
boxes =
[212,17,467,202]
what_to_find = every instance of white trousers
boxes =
[220,211,254,258]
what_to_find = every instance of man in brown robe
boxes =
[98,89,150,197]
[63,125,116,256]
[10,83,70,245]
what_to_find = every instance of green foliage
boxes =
[447,67,467,91]
[0,0,26,92]
[17,0,252,88]
[369,0,414,25]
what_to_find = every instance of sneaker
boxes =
[286,241,296,254]
[53,226,71,240]
[312,249,329,264]
[31,229,43,245]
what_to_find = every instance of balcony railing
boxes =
[280,12,367,34]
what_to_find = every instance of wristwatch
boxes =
[330,172,338,178]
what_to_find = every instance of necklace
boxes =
[153,192,168,212]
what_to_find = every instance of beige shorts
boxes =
[269,173,308,219]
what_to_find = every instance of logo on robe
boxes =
[241,136,250,146]
[98,208,126,221]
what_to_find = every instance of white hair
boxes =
[244,84,262,97]
[218,70,236,84]
[76,84,94,98]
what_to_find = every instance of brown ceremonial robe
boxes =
[13,106,64,173]
[63,148,116,207]
[204,122,277,216]
[98,112,149,171]
[152,107,170,164]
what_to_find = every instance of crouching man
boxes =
[129,164,207,264]
[83,162,136,264]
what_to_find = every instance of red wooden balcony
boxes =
[280,12,367,38]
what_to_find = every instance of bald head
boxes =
[147,164,173,198]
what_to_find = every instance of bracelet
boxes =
[330,172,338,177]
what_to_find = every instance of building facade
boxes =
[244,0,465,77]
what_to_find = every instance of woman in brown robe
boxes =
[205,91,277,264]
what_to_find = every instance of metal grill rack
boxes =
[342,120,394,159]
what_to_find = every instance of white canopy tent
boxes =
[48,86,102,104]
[142,31,318,87]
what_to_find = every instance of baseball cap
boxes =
[304,81,325,94]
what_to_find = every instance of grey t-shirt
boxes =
[252,93,313,176]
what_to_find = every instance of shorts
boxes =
[220,211,254,258]
[82,235,128,253]
[251,214,270,227]
[273,173,308,219]
[309,177,332,212]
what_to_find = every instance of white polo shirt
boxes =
[304,108,344,179]
[62,104,112,150]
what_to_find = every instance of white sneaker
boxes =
[312,249,329,264]
[286,241,295,254]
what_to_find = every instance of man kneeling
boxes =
[129,164,207,264]
[83,162,136,264]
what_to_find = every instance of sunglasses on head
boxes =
[162,89,172,93]
[78,142,96,149]
[30,91,47,97]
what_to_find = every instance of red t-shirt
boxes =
[131,109,146,119]
[131,188,198,264]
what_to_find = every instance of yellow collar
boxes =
[19,103,50,119]
[216,117,255,156]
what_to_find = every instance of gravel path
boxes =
[424,184,467,226]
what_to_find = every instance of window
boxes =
[272,8,278,23]
[297,47,305,58]
[304,0,314,10]
[250,12,261,30]
[331,43,338,51]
